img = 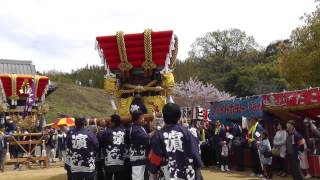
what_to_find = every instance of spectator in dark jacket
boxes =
[127,110,150,180]
[247,118,264,177]
[100,114,126,180]
[213,120,226,170]
[57,128,67,161]
[65,115,99,180]
[231,123,246,171]
[286,120,305,180]
[200,127,211,167]
[46,128,56,163]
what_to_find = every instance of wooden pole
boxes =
[5,142,10,161]
[88,112,162,125]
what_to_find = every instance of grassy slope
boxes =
[45,83,112,122]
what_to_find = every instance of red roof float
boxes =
[0,74,49,101]
[95,29,177,73]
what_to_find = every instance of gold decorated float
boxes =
[0,74,49,129]
[0,72,50,170]
[95,29,178,121]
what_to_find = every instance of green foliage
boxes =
[174,59,201,82]
[44,65,105,89]
[278,2,320,89]
[175,28,287,97]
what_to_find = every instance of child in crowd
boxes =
[259,132,272,180]
[220,141,230,172]
[299,142,312,178]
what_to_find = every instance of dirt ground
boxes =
[0,165,318,180]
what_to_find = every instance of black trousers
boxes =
[0,149,4,167]
[250,143,262,174]
[73,177,94,180]
[220,155,229,166]
[234,145,245,170]
[200,143,211,167]
[105,171,125,180]
[95,161,105,180]
[215,144,222,166]
[275,156,287,173]
[288,154,303,180]
[123,160,132,180]
[67,169,72,180]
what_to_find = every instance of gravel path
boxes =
[0,165,318,180]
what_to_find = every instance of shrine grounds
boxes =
[0,164,318,180]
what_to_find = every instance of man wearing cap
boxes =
[127,110,150,180]
[100,114,126,180]
[65,115,99,180]
[286,120,304,180]
[148,103,203,180]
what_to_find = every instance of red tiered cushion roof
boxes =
[96,30,173,71]
[0,75,49,100]
[36,76,49,98]
[0,75,12,97]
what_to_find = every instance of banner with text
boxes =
[209,96,263,120]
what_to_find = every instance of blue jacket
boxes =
[213,126,226,145]
[126,124,150,166]
[291,130,305,153]
[65,127,99,178]
[148,124,203,179]
[100,126,126,172]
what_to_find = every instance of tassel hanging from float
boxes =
[116,31,132,78]
[142,29,156,76]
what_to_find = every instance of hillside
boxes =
[45,83,113,122]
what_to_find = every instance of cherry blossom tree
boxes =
[174,78,234,107]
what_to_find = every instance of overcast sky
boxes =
[0,0,317,72]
